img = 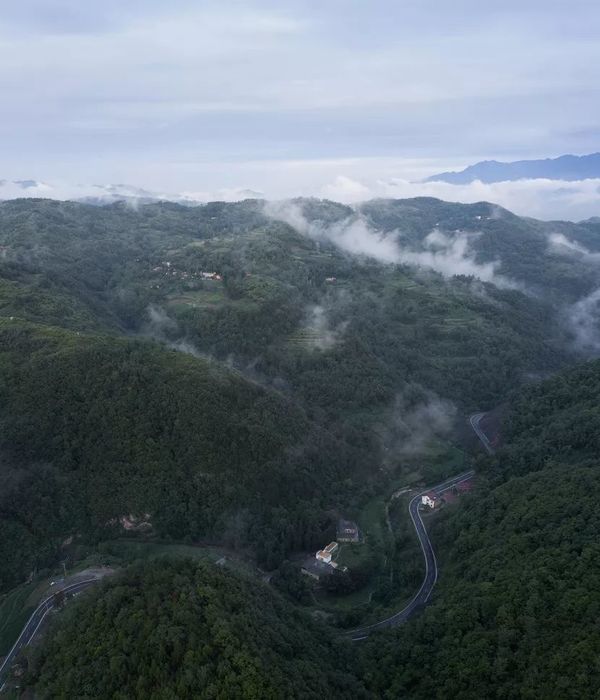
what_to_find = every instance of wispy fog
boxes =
[141,305,202,357]
[302,304,347,351]
[397,229,516,288]
[568,289,600,353]
[320,176,600,222]
[547,233,600,261]
[265,200,515,288]
[384,388,457,456]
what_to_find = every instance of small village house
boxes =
[315,541,339,563]
[421,493,440,509]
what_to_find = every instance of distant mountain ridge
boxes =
[426,152,600,184]
[0,179,262,205]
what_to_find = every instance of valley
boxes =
[0,196,600,697]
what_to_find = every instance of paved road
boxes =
[349,470,475,641]
[0,579,98,688]
[469,412,494,454]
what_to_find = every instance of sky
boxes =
[2,0,600,215]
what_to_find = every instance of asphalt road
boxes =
[469,412,494,454]
[349,470,475,641]
[0,578,98,689]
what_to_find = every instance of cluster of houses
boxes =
[301,519,359,581]
[151,261,222,281]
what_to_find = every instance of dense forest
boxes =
[0,321,352,590]
[26,559,370,699]
[2,196,600,697]
[23,358,600,697]
[0,195,591,590]
[362,360,600,699]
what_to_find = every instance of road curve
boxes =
[348,470,475,641]
[469,412,494,454]
[0,578,98,688]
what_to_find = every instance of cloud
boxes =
[397,229,517,288]
[320,176,372,202]
[317,175,600,221]
[384,388,457,456]
[547,232,600,261]
[300,304,347,351]
[568,288,600,353]
[141,305,202,357]
[2,2,600,199]
[265,200,516,287]
[265,200,401,262]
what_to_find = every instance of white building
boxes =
[316,549,332,563]
[315,541,339,564]
[421,493,440,509]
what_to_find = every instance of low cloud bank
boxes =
[2,172,599,221]
[321,175,600,221]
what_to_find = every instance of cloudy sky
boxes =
[2,1,600,215]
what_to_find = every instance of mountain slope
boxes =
[26,559,370,699]
[0,195,598,589]
[363,359,600,699]
[0,320,350,590]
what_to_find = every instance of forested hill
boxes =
[362,359,600,699]
[0,321,353,590]
[26,559,370,699]
[0,196,598,591]
[3,196,600,696]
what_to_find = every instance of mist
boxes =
[383,388,457,457]
[568,289,600,354]
[141,305,202,358]
[301,304,347,351]
[548,233,600,262]
[265,200,515,287]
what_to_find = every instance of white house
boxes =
[421,493,440,509]
[316,549,332,563]
[315,541,339,564]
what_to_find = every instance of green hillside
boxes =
[0,320,350,590]
[0,196,595,590]
[26,559,370,699]
[362,360,600,699]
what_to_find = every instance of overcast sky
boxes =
[1,0,600,209]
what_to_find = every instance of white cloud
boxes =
[399,229,515,287]
[547,233,600,262]
[568,288,600,353]
[265,200,516,287]
[320,175,373,202]
[385,389,457,456]
[2,2,600,187]
[264,200,400,263]
[301,305,347,351]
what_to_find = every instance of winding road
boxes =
[469,412,494,454]
[349,470,475,641]
[0,579,98,689]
